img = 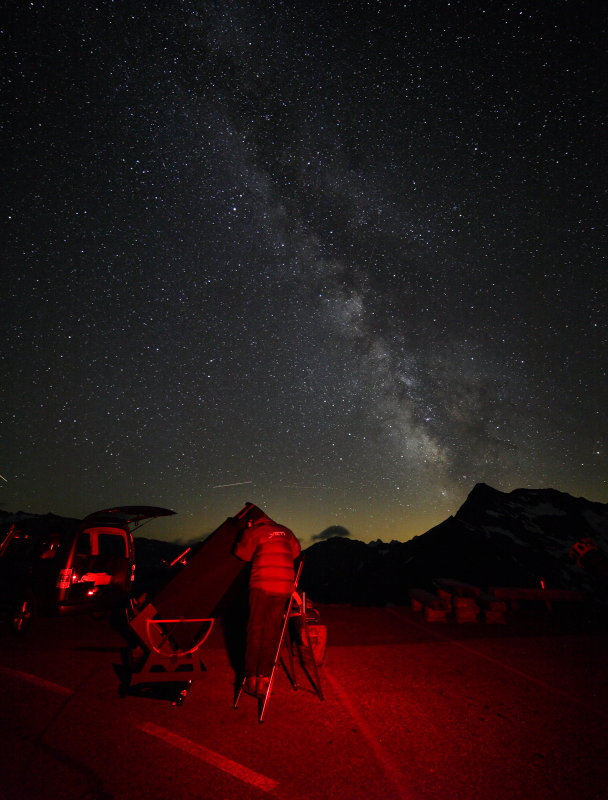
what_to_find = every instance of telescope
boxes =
[122,502,325,715]
[122,503,263,703]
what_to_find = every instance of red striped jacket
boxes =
[234,519,301,595]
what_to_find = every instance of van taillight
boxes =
[131,564,136,581]
[57,569,73,589]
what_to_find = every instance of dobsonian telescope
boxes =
[122,502,264,703]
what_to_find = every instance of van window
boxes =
[98,533,128,558]
[3,531,40,559]
[82,527,128,558]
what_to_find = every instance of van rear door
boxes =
[56,506,175,614]
[59,526,130,609]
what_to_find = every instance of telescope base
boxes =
[119,648,208,706]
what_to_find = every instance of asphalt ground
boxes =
[0,604,606,800]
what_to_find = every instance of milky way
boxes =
[2,1,606,543]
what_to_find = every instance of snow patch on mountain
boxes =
[480,526,529,546]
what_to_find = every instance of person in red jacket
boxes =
[234,514,301,697]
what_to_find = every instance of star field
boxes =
[2,1,606,544]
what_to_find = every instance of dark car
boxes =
[0,506,175,631]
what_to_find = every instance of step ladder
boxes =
[234,561,324,722]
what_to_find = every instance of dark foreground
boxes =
[0,605,606,800]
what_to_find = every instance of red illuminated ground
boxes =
[0,605,606,800]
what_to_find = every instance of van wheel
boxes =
[12,594,35,633]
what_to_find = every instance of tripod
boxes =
[234,561,324,722]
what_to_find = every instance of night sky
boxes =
[2,1,606,545]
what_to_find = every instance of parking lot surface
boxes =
[0,605,607,800]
